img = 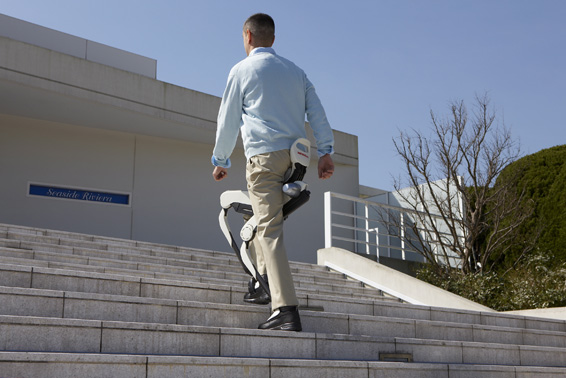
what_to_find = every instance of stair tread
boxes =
[0,249,391,302]
[0,284,564,347]
[1,223,564,372]
[2,313,566,365]
[3,351,565,378]
[0,238,369,288]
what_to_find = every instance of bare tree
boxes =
[389,95,534,276]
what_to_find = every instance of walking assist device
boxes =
[218,138,312,300]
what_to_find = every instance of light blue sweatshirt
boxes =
[212,47,334,168]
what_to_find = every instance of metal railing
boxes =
[323,191,461,265]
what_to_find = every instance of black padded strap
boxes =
[232,203,253,216]
[282,190,310,220]
[283,163,307,185]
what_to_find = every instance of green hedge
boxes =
[498,144,566,264]
[417,145,566,311]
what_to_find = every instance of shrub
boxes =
[417,249,566,311]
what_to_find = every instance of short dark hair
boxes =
[244,13,275,45]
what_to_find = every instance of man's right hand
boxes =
[213,166,228,181]
[318,154,334,179]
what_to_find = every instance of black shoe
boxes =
[244,275,271,305]
[258,306,302,332]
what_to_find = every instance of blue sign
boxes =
[29,184,130,205]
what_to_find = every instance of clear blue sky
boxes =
[2,0,565,190]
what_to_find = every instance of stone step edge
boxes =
[0,244,370,292]
[0,236,336,280]
[0,256,399,302]
[2,285,566,348]
[0,224,230,256]
[0,263,401,312]
[1,262,562,332]
[1,315,566,367]
[0,225,327,272]
[2,352,566,377]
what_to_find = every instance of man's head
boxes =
[243,13,275,55]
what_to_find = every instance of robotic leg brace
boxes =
[218,138,312,301]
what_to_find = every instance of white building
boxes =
[357,178,464,268]
[0,14,360,264]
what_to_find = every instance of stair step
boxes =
[2,226,329,274]
[0,263,398,316]
[3,223,565,373]
[0,237,376,290]
[1,262,564,335]
[0,249,394,302]
[2,285,565,349]
[3,352,564,378]
[2,228,387,301]
[2,315,566,368]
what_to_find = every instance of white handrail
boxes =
[323,191,460,265]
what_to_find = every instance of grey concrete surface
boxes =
[2,223,566,376]
[318,247,494,312]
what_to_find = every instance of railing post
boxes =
[365,203,370,255]
[400,212,406,260]
[374,228,380,263]
[324,191,332,248]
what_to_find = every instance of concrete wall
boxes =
[0,115,135,239]
[0,114,357,263]
[0,13,156,78]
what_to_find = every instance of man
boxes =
[211,13,334,331]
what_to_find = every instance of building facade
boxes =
[0,14,360,264]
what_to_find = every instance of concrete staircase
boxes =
[1,223,566,377]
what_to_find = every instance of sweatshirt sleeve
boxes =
[211,70,244,168]
[305,76,335,157]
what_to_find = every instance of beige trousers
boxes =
[246,149,298,310]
